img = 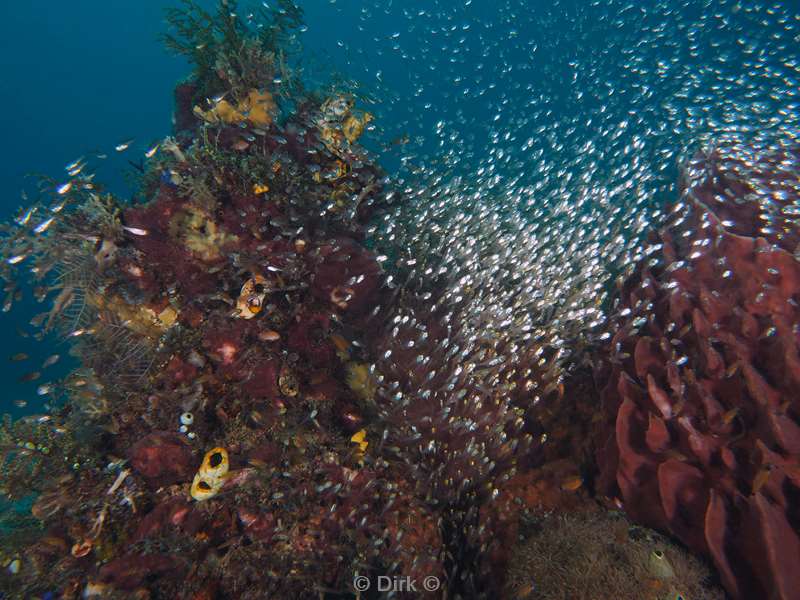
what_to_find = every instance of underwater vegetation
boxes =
[504,510,723,600]
[0,1,799,599]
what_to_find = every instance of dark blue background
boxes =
[0,2,187,412]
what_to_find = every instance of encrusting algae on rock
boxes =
[167,203,238,262]
[193,89,276,128]
[315,95,374,158]
[89,293,179,340]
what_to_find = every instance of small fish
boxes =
[513,581,536,599]
[209,91,228,104]
[42,354,60,368]
[247,457,269,468]
[722,407,739,425]
[56,182,73,195]
[351,428,368,455]
[67,164,85,177]
[752,465,772,495]
[115,139,134,152]
[65,157,84,171]
[13,399,27,408]
[36,384,53,396]
[7,253,28,265]
[9,352,29,362]
[16,206,37,226]
[258,330,280,342]
[330,334,350,353]
[18,371,41,383]
[144,143,160,158]
[249,410,270,428]
[30,312,48,327]
[662,449,690,462]
[122,225,149,236]
[34,217,56,234]
[390,133,410,147]
[648,550,675,579]
[49,200,66,213]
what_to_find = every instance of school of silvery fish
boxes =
[0,1,798,599]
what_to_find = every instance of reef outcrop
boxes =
[0,2,415,597]
[596,142,800,600]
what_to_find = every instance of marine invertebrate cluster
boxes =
[504,510,724,600]
[0,2,414,597]
[595,141,800,600]
[193,89,277,128]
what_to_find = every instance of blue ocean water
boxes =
[0,2,186,413]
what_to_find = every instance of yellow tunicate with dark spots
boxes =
[190,447,230,501]
[199,447,229,479]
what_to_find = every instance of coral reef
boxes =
[0,2,412,598]
[504,510,724,600]
[4,1,795,599]
[0,1,607,592]
[595,141,800,600]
